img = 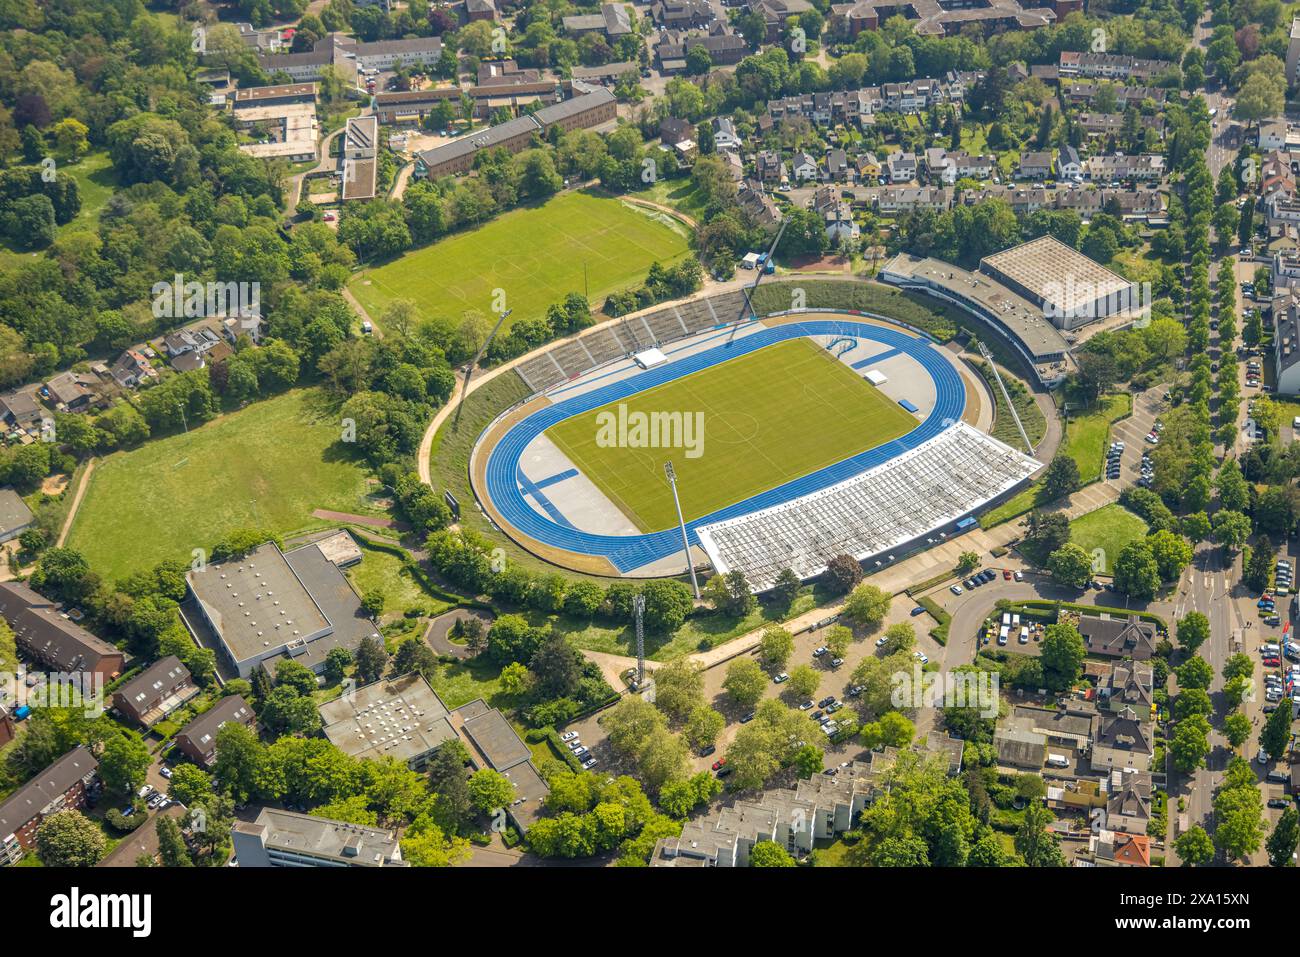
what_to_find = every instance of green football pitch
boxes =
[545,338,920,532]
[348,191,691,331]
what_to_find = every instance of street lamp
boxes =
[664,461,700,599]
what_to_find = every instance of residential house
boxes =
[110,349,158,389]
[1100,662,1154,716]
[737,180,784,229]
[1077,614,1158,660]
[465,0,497,21]
[1105,769,1152,835]
[174,695,256,768]
[712,117,741,151]
[111,656,199,729]
[856,152,881,182]
[886,151,917,183]
[791,150,819,182]
[0,746,99,865]
[1090,706,1154,773]
[1017,150,1054,180]
[755,150,787,185]
[1085,153,1166,182]
[1058,145,1084,180]
[0,391,47,435]
[0,489,34,545]
[1058,52,1173,81]
[1090,829,1151,866]
[0,581,124,681]
[812,186,859,243]
[1259,118,1288,152]
[823,148,850,182]
[871,185,952,214]
[44,371,96,412]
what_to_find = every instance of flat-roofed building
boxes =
[232,83,317,109]
[320,672,459,768]
[1287,17,1300,87]
[112,656,199,729]
[231,807,407,867]
[0,581,124,681]
[184,540,379,679]
[979,234,1138,331]
[373,87,463,125]
[0,746,98,864]
[174,694,256,768]
[321,674,550,831]
[878,252,1075,385]
[342,115,378,202]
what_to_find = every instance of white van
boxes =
[998,625,1009,645]
[1001,612,1012,626]
[1011,614,1021,628]
[1019,626,1030,644]
[1046,754,1069,769]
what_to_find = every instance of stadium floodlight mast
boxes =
[633,593,646,686]
[739,217,788,324]
[663,460,700,599]
[452,308,512,431]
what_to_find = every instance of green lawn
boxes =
[67,389,374,581]
[59,151,117,237]
[345,546,457,620]
[546,338,918,532]
[1063,394,1131,484]
[1068,504,1149,574]
[349,190,691,331]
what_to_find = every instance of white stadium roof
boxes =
[695,423,1040,591]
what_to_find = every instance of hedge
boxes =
[917,596,951,646]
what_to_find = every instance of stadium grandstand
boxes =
[515,291,752,393]
[878,253,1075,387]
[694,423,1040,591]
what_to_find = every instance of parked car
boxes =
[561,731,579,742]
[799,700,815,710]
[160,767,173,779]
[572,746,589,758]
[774,672,789,683]
[812,646,828,657]
[1268,798,1291,809]
[582,758,598,770]
[711,758,727,771]
[950,584,964,595]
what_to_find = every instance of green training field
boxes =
[67,389,374,581]
[349,191,691,330]
[1068,504,1149,575]
[545,338,919,532]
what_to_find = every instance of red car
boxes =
[711,758,726,772]
[1002,569,1013,580]
[1263,657,1281,667]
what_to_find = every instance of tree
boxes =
[788,664,820,698]
[1014,802,1065,867]
[156,815,193,867]
[956,551,981,574]
[426,741,473,831]
[1176,612,1210,654]
[1214,780,1264,861]
[361,588,386,618]
[1267,806,1299,867]
[1176,656,1214,691]
[1040,623,1085,692]
[1170,713,1212,773]
[770,568,802,610]
[1041,453,1081,499]
[36,810,105,866]
[1223,712,1252,749]
[723,657,767,708]
[1047,542,1093,588]
[641,579,693,632]
[99,733,151,795]
[1212,510,1252,551]
[467,768,516,814]
[821,554,863,594]
[841,582,890,629]
[749,840,796,866]
[758,625,794,670]
[1261,699,1292,760]
[1113,540,1161,599]
[652,657,705,721]
[702,570,755,617]
[1174,825,1215,866]
[354,635,389,684]
[1025,510,1070,554]
[684,706,725,751]
[324,646,353,684]
[860,711,915,749]
[168,765,213,808]
[1147,529,1192,581]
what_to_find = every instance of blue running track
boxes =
[481,319,967,572]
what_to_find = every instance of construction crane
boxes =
[738,218,789,324]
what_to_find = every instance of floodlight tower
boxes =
[664,461,700,599]
[452,308,512,431]
[633,593,646,686]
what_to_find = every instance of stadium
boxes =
[467,284,1044,589]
